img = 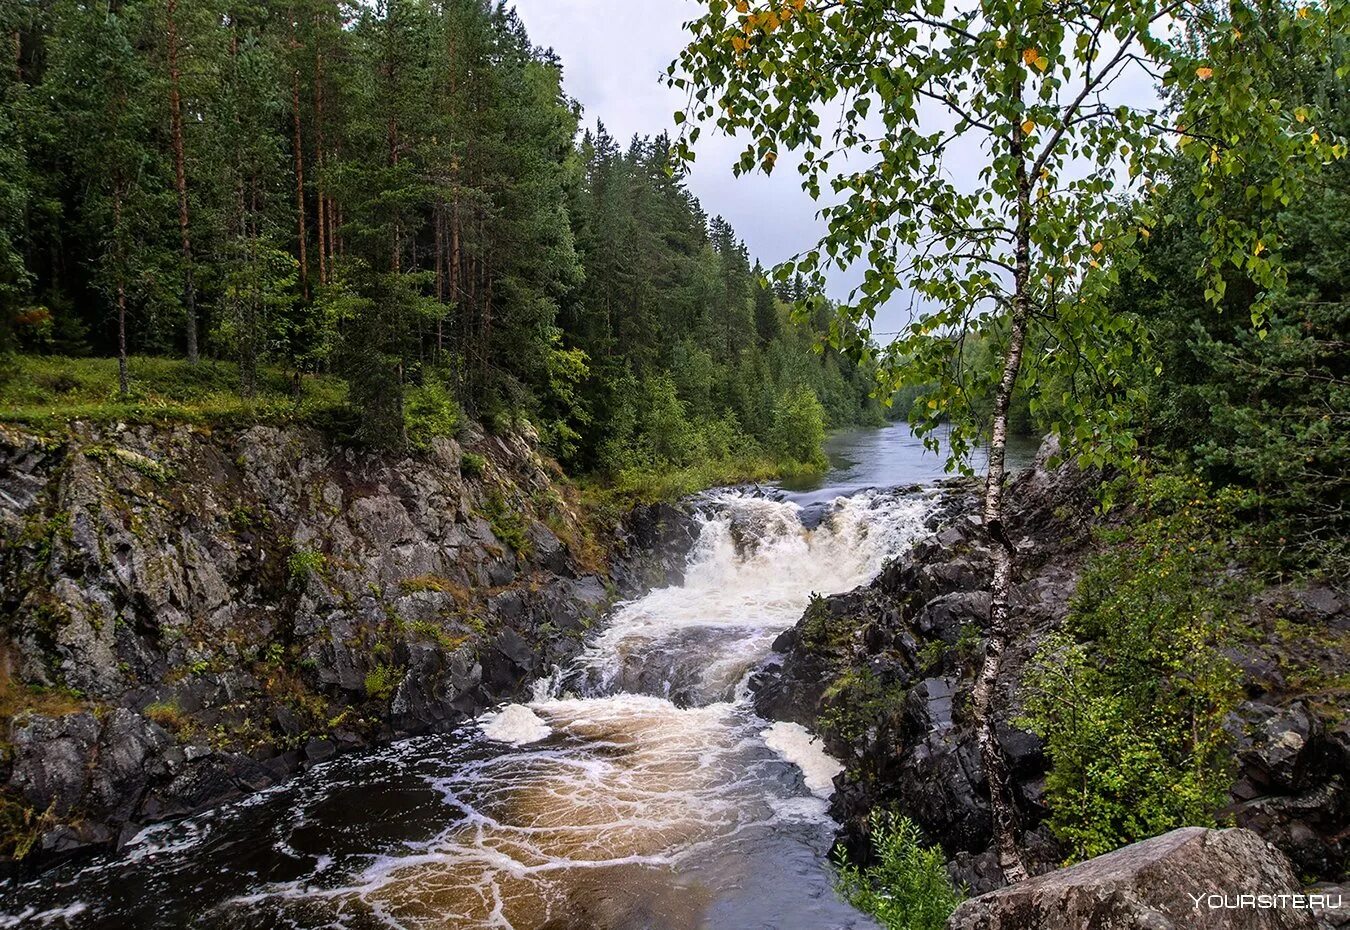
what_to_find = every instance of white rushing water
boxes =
[0,485,936,930]
[356,487,937,928]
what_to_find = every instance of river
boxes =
[0,423,1037,929]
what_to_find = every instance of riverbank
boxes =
[752,439,1349,898]
[0,417,698,868]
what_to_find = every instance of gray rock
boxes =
[947,827,1316,930]
[0,418,681,862]
[88,709,171,821]
[1243,703,1322,792]
[7,711,99,815]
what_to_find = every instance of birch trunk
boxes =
[970,66,1033,887]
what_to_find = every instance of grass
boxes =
[0,640,87,739]
[143,699,190,732]
[580,455,824,514]
[0,354,348,429]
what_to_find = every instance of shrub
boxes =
[480,492,531,556]
[1020,474,1244,862]
[287,547,327,580]
[404,371,461,451]
[835,812,965,930]
[460,451,486,477]
[364,664,399,700]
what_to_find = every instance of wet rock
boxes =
[947,827,1316,930]
[915,591,990,644]
[610,501,698,594]
[7,712,99,815]
[88,710,171,822]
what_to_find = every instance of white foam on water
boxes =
[0,902,88,928]
[579,489,934,695]
[479,705,552,745]
[762,721,844,797]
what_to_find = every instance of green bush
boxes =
[460,451,486,477]
[287,547,327,580]
[835,812,965,930]
[1020,474,1244,862]
[480,492,532,556]
[403,371,461,451]
[364,663,399,700]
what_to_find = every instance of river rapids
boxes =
[1,486,938,930]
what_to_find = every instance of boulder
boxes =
[947,827,1317,930]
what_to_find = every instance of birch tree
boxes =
[673,0,1345,881]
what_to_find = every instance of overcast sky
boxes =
[510,0,1161,338]
[509,0,903,324]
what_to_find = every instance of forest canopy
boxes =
[0,0,883,475]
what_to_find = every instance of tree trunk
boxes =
[167,0,198,364]
[971,65,1033,888]
[290,16,308,298]
[114,186,129,398]
[314,37,327,286]
[434,200,445,355]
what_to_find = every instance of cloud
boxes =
[512,0,886,319]
[510,1,1162,340]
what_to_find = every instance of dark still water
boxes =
[781,420,1042,506]
[0,424,1025,930]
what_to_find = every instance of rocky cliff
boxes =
[0,420,693,865]
[752,442,1349,894]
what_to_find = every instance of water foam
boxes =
[578,489,934,701]
[479,705,551,745]
[762,721,844,797]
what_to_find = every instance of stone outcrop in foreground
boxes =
[0,420,694,865]
[948,827,1320,930]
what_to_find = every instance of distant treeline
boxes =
[0,0,883,470]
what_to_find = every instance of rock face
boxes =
[752,439,1095,891]
[947,827,1317,930]
[0,421,693,864]
[752,438,1349,894]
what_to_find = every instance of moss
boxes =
[401,618,469,650]
[398,574,470,603]
[83,443,175,482]
[0,792,43,861]
[19,510,72,567]
[143,699,189,732]
[227,504,270,533]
